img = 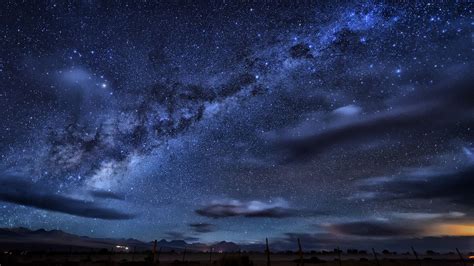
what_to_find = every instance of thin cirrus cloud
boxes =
[0,175,135,220]
[195,198,323,219]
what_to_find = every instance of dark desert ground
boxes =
[2,250,473,266]
[0,228,472,266]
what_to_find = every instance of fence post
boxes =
[411,247,421,266]
[153,240,157,263]
[297,238,303,266]
[182,247,187,262]
[209,247,213,264]
[337,247,342,266]
[157,247,162,264]
[372,248,380,266]
[266,238,271,266]
[456,248,466,266]
[108,246,113,263]
[67,246,72,262]
[88,248,92,262]
[132,246,136,262]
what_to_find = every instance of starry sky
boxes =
[1,1,473,250]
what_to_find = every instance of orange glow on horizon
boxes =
[428,223,474,236]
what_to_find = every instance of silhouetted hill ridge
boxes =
[0,227,241,252]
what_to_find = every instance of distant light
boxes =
[101,83,107,88]
[115,245,129,250]
[395,68,401,74]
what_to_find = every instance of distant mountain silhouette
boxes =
[0,227,150,251]
[212,241,241,252]
[0,227,242,252]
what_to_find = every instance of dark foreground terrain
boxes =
[1,252,472,266]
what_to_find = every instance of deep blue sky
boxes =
[0,1,473,251]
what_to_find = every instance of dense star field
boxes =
[0,2,473,250]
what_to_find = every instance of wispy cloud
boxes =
[195,198,323,219]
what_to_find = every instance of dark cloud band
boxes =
[277,75,474,160]
[329,221,422,237]
[360,165,474,207]
[0,176,135,220]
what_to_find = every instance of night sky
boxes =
[1,1,473,250]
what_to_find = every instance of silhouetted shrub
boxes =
[219,255,253,266]
[426,250,439,255]
[144,253,153,262]
[98,248,109,254]
[347,249,358,254]
[382,249,392,255]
